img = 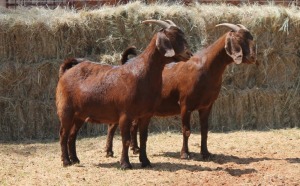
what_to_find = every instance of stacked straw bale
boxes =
[0,2,299,140]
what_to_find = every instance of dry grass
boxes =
[0,129,299,185]
[0,2,300,139]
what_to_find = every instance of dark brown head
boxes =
[216,23,257,65]
[142,19,192,62]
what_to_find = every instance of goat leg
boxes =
[68,118,84,164]
[130,120,140,154]
[180,107,192,159]
[60,125,72,167]
[138,117,152,168]
[119,115,133,169]
[105,123,118,157]
[198,106,212,160]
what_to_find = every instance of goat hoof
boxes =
[180,152,191,159]
[201,152,212,160]
[62,160,72,167]
[131,147,140,155]
[120,163,133,170]
[106,151,114,158]
[70,158,80,164]
[70,157,80,165]
[141,160,152,168]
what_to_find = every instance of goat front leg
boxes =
[105,123,118,157]
[119,115,132,169]
[198,105,212,159]
[130,120,140,154]
[180,106,192,159]
[138,117,152,168]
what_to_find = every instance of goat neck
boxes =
[195,33,233,81]
[121,33,171,111]
[135,34,171,77]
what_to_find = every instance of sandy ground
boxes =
[0,129,299,186]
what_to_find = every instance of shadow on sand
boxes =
[159,151,279,165]
[285,158,300,164]
[94,161,257,176]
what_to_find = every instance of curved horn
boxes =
[165,20,177,27]
[142,20,171,29]
[237,24,249,31]
[215,23,240,32]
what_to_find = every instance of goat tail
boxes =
[121,46,137,65]
[59,58,83,78]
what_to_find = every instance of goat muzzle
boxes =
[177,50,193,61]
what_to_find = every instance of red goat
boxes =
[106,23,257,159]
[56,20,192,169]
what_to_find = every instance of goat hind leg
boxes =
[130,120,140,154]
[119,115,132,169]
[180,107,192,159]
[105,123,118,157]
[60,125,72,167]
[68,118,84,164]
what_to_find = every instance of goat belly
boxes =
[84,117,117,124]
[154,105,181,116]
[81,115,119,124]
[74,105,120,124]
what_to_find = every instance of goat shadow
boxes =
[285,158,300,164]
[159,151,279,165]
[94,162,257,176]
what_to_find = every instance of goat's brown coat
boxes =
[56,21,192,169]
[106,24,257,159]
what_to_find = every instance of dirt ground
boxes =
[0,129,299,186]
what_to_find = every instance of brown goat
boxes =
[106,23,257,159]
[56,20,192,169]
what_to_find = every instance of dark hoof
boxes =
[62,160,72,167]
[180,152,191,159]
[141,160,152,168]
[106,151,114,158]
[120,163,133,170]
[131,147,140,155]
[70,156,80,164]
[201,152,213,160]
[71,159,80,165]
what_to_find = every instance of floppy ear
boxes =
[156,31,175,57]
[225,32,243,64]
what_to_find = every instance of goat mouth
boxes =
[173,54,191,62]
[181,55,192,61]
[179,52,193,61]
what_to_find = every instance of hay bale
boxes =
[0,2,299,140]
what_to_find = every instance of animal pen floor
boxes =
[0,129,299,185]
